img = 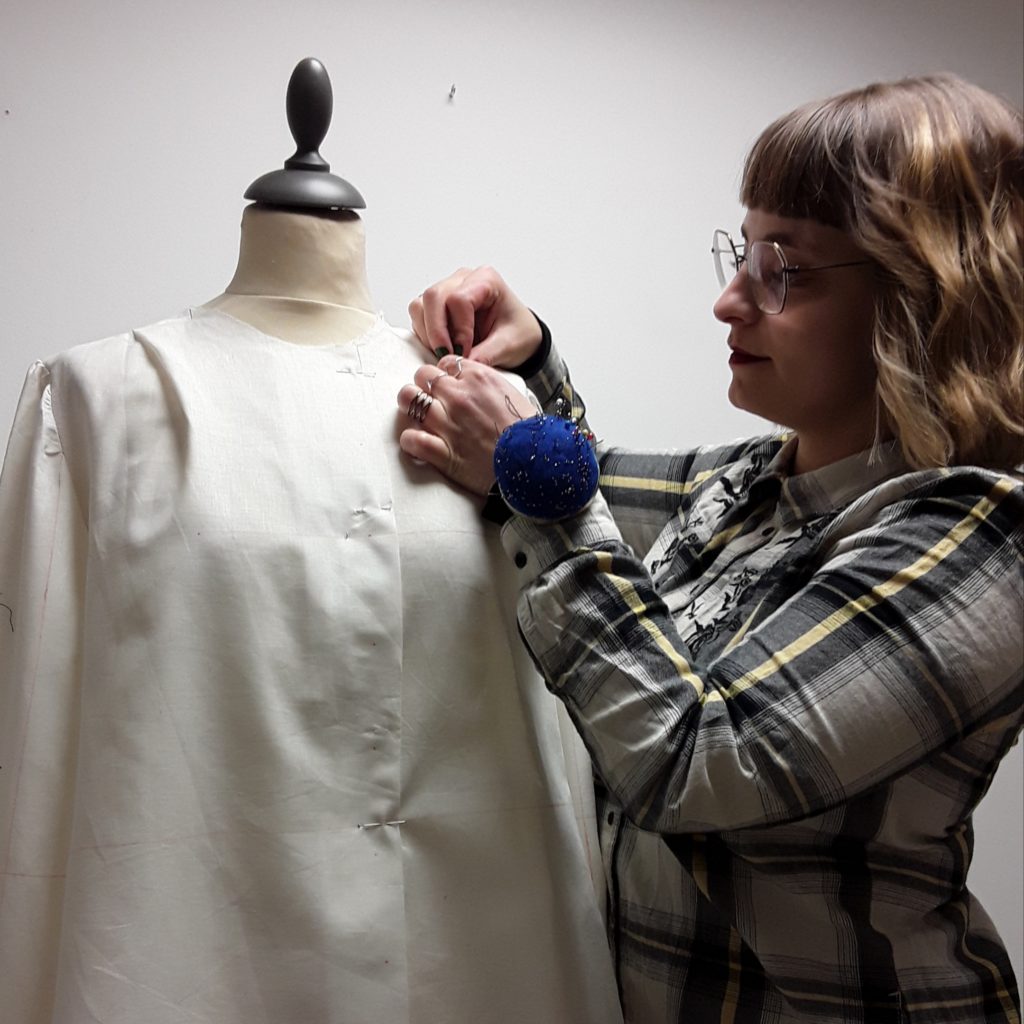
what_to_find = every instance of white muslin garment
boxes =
[0,309,621,1024]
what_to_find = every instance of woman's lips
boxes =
[729,347,769,366]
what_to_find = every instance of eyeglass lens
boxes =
[712,232,786,314]
[748,243,786,314]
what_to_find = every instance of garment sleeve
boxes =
[0,363,87,1012]
[501,475,1024,832]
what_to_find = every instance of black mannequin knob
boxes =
[284,59,332,172]
[244,57,366,210]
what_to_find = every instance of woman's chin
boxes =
[727,380,758,416]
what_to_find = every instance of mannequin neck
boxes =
[203,204,378,345]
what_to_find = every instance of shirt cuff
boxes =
[498,490,621,582]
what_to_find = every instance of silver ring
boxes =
[407,389,434,423]
[452,356,464,379]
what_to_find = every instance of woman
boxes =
[398,75,1023,1022]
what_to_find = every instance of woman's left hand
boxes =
[397,354,533,496]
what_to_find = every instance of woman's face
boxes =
[713,209,879,470]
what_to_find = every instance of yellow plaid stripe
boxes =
[599,468,718,496]
[595,551,705,696]
[704,480,1015,703]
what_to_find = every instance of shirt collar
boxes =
[759,436,908,525]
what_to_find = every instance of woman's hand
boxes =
[397,355,533,495]
[408,266,543,368]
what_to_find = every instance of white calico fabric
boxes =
[0,310,620,1024]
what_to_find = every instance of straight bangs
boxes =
[740,98,864,229]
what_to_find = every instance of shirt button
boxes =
[514,551,528,569]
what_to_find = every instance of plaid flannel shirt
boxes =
[501,338,1023,1023]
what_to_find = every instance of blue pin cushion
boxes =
[493,415,599,520]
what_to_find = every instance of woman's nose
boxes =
[713,271,760,324]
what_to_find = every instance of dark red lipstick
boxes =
[729,347,769,366]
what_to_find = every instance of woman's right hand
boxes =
[408,266,543,369]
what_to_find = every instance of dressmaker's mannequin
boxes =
[0,57,620,1024]
[203,205,378,345]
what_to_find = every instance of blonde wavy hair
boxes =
[741,74,1023,470]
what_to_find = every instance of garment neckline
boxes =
[188,304,391,352]
[760,435,908,520]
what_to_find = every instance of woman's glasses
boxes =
[712,229,871,314]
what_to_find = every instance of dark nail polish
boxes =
[433,347,448,359]
[453,344,464,356]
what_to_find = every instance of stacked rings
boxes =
[407,389,434,423]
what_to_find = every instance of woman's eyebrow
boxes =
[741,226,800,248]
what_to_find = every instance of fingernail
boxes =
[433,347,448,359]
[453,344,464,356]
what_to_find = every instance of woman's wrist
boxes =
[508,313,552,378]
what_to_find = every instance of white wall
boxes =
[2,0,1021,982]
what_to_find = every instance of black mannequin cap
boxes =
[244,57,366,210]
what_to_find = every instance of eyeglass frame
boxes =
[712,228,872,315]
